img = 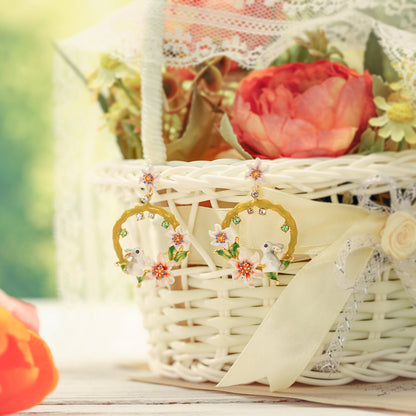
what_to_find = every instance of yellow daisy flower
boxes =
[369,96,416,144]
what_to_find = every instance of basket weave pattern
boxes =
[96,151,416,385]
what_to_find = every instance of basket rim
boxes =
[93,150,416,192]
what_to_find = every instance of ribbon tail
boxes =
[218,261,353,390]
[218,218,383,391]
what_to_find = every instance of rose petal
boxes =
[261,114,317,155]
[317,128,357,154]
[231,61,375,159]
[333,76,367,129]
[234,113,281,158]
[293,77,346,130]
[280,127,357,158]
[257,85,294,117]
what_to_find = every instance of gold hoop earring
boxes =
[113,166,190,287]
[209,160,298,287]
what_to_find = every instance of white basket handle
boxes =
[140,0,168,164]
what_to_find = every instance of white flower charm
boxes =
[230,251,262,288]
[145,254,175,287]
[245,159,268,185]
[141,166,160,193]
[381,211,416,260]
[169,226,189,250]
[209,224,236,248]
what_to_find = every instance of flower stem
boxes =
[53,42,108,113]
[115,79,141,113]
[121,121,143,159]
[397,139,404,152]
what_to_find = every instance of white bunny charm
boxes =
[259,241,285,283]
[123,247,145,277]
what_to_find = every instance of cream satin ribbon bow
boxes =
[317,177,416,372]
[217,185,388,391]
[359,176,416,307]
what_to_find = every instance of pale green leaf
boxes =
[219,114,252,160]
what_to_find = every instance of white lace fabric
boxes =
[162,1,416,75]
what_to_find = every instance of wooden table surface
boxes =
[17,366,403,416]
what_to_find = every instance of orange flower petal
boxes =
[0,308,58,415]
[261,114,317,152]
[0,307,30,345]
[293,77,346,130]
[0,336,34,370]
[231,60,376,158]
[317,128,357,154]
[334,76,367,129]
[281,127,357,158]
[0,290,40,334]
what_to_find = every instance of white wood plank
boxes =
[17,366,398,415]
[19,402,383,416]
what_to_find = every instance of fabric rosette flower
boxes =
[381,211,416,260]
[231,60,376,158]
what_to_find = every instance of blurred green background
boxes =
[0,0,130,298]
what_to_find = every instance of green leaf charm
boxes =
[137,275,145,287]
[216,249,232,260]
[168,245,177,261]
[265,272,278,281]
[229,242,240,258]
[174,250,189,262]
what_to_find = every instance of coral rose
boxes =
[0,299,58,415]
[231,60,376,158]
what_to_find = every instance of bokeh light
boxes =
[0,0,130,297]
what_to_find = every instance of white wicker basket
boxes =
[85,0,416,389]
[96,152,416,386]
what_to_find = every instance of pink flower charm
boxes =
[145,254,175,287]
[245,159,267,185]
[209,224,236,248]
[168,226,189,250]
[141,166,160,192]
[230,251,262,287]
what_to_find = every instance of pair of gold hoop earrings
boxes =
[112,161,298,288]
